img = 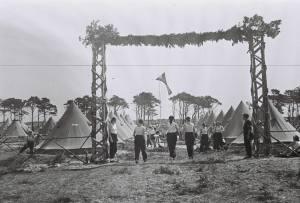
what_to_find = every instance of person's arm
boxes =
[133,128,136,137]
[107,123,113,142]
[182,124,185,135]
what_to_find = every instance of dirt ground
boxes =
[0,145,299,203]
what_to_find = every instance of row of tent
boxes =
[198,100,300,144]
[0,101,136,151]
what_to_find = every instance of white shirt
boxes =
[167,122,179,133]
[183,122,194,133]
[201,127,208,134]
[109,123,117,134]
[215,125,224,133]
[134,126,146,136]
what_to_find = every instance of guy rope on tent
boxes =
[80,15,281,157]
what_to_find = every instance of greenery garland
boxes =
[80,15,281,48]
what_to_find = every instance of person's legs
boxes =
[213,133,218,150]
[140,136,147,161]
[134,137,140,161]
[185,134,191,157]
[217,133,222,150]
[244,136,252,157]
[203,134,209,151]
[109,142,114,159]
[19,143,28,154]
[167,134,173,158]
[185,133,193,158]
[171,134,177,158]
[191,136,195,158]
[28,141,34,154]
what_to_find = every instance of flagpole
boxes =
[158,81,162,123]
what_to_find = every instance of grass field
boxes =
[0,146,299,203]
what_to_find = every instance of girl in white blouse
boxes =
[166,116,179,159]
[182,117,196,159]
[133,119,148,163]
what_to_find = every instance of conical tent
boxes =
[21,121,29,133]
[120,113,134,131]
[232,100,300,144]
[2,120,28,138]
[206,112,216,126]
[215,111,224,123]
[198,112,209,126]
[37,102,95,150]
[116,113,133,137]
[0,118,11,137]
[108,111,133,142]
[223,101,251,142]
[40,117,56,135]
[222,106,235,127]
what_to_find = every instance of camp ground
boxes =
[0,2,300,202]
[231,100,300,144]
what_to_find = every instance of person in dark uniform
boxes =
[108,117,118,161]
[199,123,209,152]
[182,117,196,159]
[133,119,147,163]
[243,113,253,159]
[214,122,224,150]
[166,116,179,160]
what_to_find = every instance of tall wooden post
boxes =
[248,35,271,156]
[91,44,108,155]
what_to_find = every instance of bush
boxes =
[153,165,182,175]
[112,167,132,175]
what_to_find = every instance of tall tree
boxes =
[25,96,41,131]
[1,98,27,121]
[0,99,10,122]
[107,95,129,113]
[74,95,92,115]
[133,92,160,124]
[38,97,57,123]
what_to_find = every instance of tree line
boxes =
[269,86,300,125]
[73,92,221,125]
[0,97,57,130]
[170,93,221,124]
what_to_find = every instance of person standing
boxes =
[133,119,147,163]
[108,117,118,161]
[19,130,35,155]
[149,126,156,148]
[253,120,263,157]
[200,123,209,152]
[182,117,196,159]
[154,130,161,147]
[243,113,253,158]
[214,122,224,150]
[166,116,179,160]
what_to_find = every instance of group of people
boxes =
[18,114,299,162]
[146,126,161,148]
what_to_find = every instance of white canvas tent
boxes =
[37,101,99,150]
[206,111,216,126]
[0,118,11,137]
[222,106,235,127]
[232,100,300,144]
[223,101,251,142]
[2,120,28,138]
[39,117,56,135]
[215,110,224,123]
[107,111,133,142]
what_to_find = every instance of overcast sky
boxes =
[0,0,299,121]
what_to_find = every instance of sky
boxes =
[0,0,299,121]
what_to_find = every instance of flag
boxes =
[156,72,172,95]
